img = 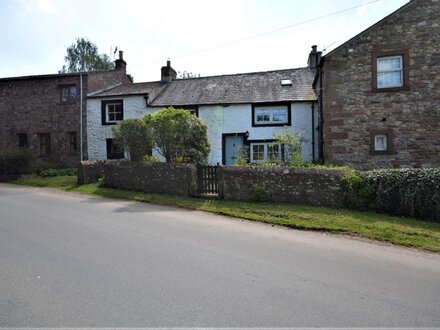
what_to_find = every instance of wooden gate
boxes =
[197,165,219,195]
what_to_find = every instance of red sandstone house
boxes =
[314,0,440,169]
[0,54,131,167]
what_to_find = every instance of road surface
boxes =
[1,183,439,327]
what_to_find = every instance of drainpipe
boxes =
[311,102,315,162]
[80,73,83,161]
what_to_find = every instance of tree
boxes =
[111,119,152,162]
[144,107,210,164]
[59,37,114,73]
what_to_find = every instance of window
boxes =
[106,138,124,159]
[370,129,393,154]
[252,103,291,127]
[38,133,51,157]
[18,133,28,148]
[101,100,123,125]
[69,132,77,154]
[377,56,403,89]
[60,85,77,102]
[250,142,281,163]
[372,51,409,91]
[374,135,388,151]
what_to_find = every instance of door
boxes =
[224,135,244,165]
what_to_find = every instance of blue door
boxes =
[224,135,244,165]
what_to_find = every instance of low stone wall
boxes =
[104,161,198,197]
[221,166,347,208]
[77,160,107,184]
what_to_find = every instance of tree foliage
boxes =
[274,127,304,166]
[59,37,114,73]
[144,107,210,164]
[112,119,153,162]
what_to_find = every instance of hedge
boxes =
[341,169,440,222]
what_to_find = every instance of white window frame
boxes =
[254,106,288,125]
[374,134,388,151]
[250,142,282,163]
[106,102,123,123]
[377,55,403,89]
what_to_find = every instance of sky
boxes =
[0,0,410,82]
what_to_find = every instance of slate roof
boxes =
[87,67,317,105]
[151,67,316,106]
[89,81,166,97]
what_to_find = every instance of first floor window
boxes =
[18,133,28,148]
[38,133,51,157]
[60,85,77,102]
[102,100,123,124]
[253,104,289,126]
[69,132,77,154]
[250,142,281,162]
[377,55,403,89]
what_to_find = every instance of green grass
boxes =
[12,176,440,252]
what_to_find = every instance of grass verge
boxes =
[11,176,440,252]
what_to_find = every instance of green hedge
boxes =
[341,169,440,222]
[365,169,440,222]
[0,148,34,174]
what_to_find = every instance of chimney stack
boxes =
[307,45,322,69]
[115,50,127,71]
[161,59,176,83]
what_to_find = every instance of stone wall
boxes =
[77,160,107,184]
[321,0,440,169]
[221,166,346,207]
[104,161,198,197]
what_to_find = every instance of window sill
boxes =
[252,122,290,128]
[372,86,409,93]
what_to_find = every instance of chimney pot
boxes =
[312,45,317,52]
[119,50,123,60]
[307,45,321,70]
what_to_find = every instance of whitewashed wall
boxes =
[87,96,316,164]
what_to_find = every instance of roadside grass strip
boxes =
[12,176,440,252]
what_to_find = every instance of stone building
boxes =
[0,52,131,167]
[315,0,440,169]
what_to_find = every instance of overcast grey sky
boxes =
[0,0,409,82]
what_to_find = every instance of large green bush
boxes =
[39,168,78,177]
[340,172,374,210]
[365,169,440,222]
[0,147,34,174]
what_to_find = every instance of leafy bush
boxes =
[252,183,269,202]
[273,127,304,167]
[340,172,374,210]
[144,107,210,164]
[39,168,78,177]
[112,118,153,162]
[0,147,34,174]
[32,162,52,175]
[365,168,440,222]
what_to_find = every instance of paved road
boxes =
[1,183,440,327]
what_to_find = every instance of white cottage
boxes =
[87,58,318,165]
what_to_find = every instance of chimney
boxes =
[307,45,322,69]
[115,50,127,71]
[161,59,176,82]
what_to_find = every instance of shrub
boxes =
[39,168,78,177]
[365,168,440,222]
[340,172,374,210]
[32,162,52,175]
[252,183,269,202]
[273,127,304,167]
[144,107,210,164]
[112,118,153,162]
[0,147,34,174]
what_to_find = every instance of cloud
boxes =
[36,0,59,14]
